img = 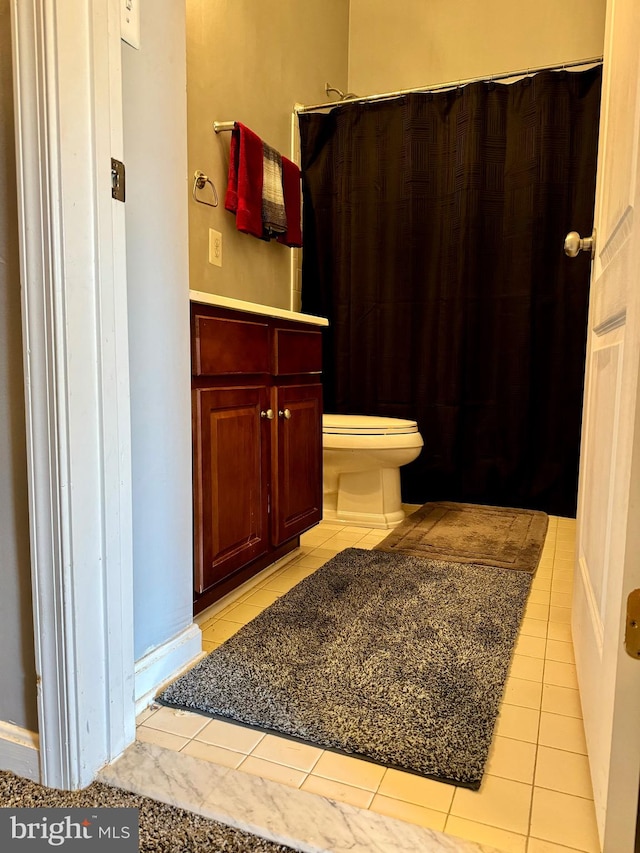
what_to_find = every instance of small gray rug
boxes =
[0,771,297,853]
[158,548,532,789]
[376,502,548,573]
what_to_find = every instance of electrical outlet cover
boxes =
[209,229,222,267]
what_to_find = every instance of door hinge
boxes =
[624,589,640,658]
[111,158,126,202]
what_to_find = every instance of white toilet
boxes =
[322,414,424,528]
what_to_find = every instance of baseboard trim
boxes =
[134,623,203,715]
[0,721,40,782]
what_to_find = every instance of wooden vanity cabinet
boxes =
[191,303,323,613]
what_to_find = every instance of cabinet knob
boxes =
[278,408,292,420]
[260,409,274,420]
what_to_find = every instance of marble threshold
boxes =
[99,740,497,853]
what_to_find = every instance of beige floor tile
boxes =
[241,588,283,608]
[300,529,336,547]
[547,623,573,643]
[141,706,210,739]
[237,756,306,788]
[553,557,575,571]
[514,634,547,659]
[324,531,367,545]
[527,838,592,853]
[538,713,587,754]
[549,603,573,622]
[369,794,447,832]
[551,577,573,594]
[291,555,327,570]
[545,640,575,664]
[541,685,583,719]
[195,718,265,753]
[520,618,548,639]
[445,815,527,853]
[222,602,264,624]
[136,706,157,725]
[450,774,532,835]
[526,602,551,621]
[509,654,545,683]
[201,640,220,653]
[534,746,594,798]
[502,677,543,710]
[485,736,537,784]
[201,620,241,644]
[301,775,374,809]
[532,575,552,592]
[377,768,454,812]
[529,589,551,606]
[261,573,301,594]
[309,547,341,562]
[136,726,190,752]
[251,734,323,772]
[550,570,574,585]
[544,660,578,689]
[550,592,573,609]
[180,739,245,769]
[536,565,553,579]
[311,751,386,791]
[494,704,540,743]
[530,788,600,853]
[360,532,390,545]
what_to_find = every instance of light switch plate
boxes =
[121,0,140,50]
[209,229,222,267]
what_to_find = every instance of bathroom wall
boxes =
[349,0,606,96]
[121,2,193,661]
[186,0,350,310]
[0,0,38,732]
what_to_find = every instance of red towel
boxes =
[224,122,264,238]
[276,156,303,248]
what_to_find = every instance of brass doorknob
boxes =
[564,229,596,258]
[260,409,274,420]
[278,408,292,420]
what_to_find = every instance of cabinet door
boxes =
[193,386,270,593]
[272,383,323,545]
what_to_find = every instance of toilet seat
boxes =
[322,414,419,436]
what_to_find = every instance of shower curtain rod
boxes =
[296,56,603,114]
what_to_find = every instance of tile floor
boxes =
[136,512,602,853]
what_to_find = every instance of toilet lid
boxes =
[323,414,419,435]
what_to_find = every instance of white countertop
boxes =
[189,290,328,327]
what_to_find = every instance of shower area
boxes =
[298,63,602,519]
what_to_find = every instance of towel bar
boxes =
[213,121,235,133]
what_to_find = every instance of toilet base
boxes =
[323,467,407,529]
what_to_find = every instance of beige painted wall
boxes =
[186,0,349,309]
[0,0,37,732]
[349,0,606,96]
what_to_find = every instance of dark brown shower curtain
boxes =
[299,67,602,518]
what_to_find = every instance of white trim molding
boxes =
[134,625,203,716]
[11,0,135,789]
[0,722,40,783]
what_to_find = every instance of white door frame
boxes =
[11,0,135,789]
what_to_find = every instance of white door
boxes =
[573,0,640,850]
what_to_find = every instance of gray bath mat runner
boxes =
[158,547,534,789]
[376,501,548,573]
